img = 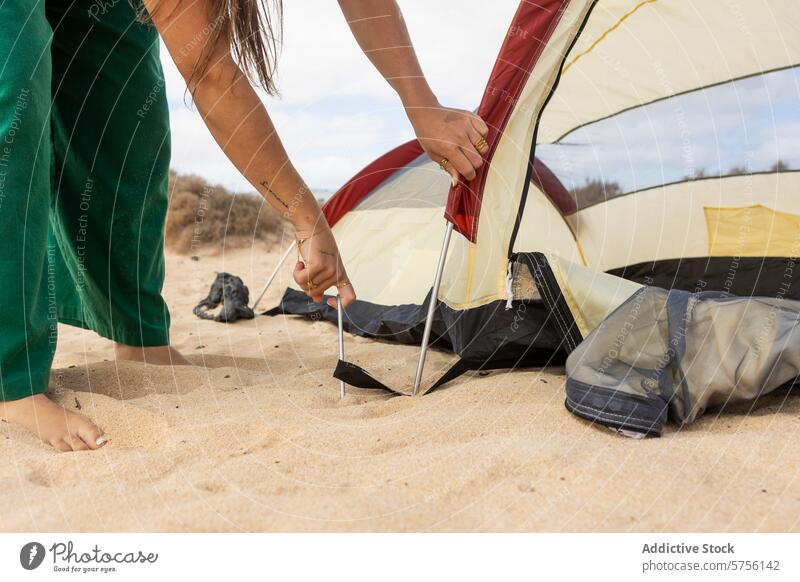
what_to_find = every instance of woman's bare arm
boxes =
[144,0,355,307]
[337,0,488,183]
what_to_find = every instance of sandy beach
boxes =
[2,245,799,533]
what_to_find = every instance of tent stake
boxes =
[412,222,454,396]
[251,241,296,312]
[337,295,346,399]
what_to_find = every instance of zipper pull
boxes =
[505,260,514,310]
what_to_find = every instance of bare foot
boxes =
[114,344,190,366]
[1,394,107,452]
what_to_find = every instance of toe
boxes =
[77,423,106,450]
[52,439,73,453]
[66,435,89,452]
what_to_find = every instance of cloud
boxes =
[165,0,519,192]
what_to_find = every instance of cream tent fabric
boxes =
[329,156,448,306]
[538,0,800,144]
[536,253,642,337]
[562,173,800,272]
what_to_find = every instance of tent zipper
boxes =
[505,260,514,310]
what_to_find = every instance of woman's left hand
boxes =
[293,224,357,309]
[406,105,489,184]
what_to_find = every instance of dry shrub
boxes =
[166,171,290,253]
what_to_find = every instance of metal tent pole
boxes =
[412,222,454,396]
[251,242,296,312]
[337,295,346,399]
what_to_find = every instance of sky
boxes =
[162,1,520,193]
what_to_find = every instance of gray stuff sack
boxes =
[565,287,800,436]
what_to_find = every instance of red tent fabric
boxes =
[322,140,424,228]
[444,0,572,242]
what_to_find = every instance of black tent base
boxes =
[264,286,569,395]
[263,252,800,398]
[332,350,567,396]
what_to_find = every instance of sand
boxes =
[2,245,800,533]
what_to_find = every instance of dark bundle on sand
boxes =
[193,272,255,323]
[166,172,289,253]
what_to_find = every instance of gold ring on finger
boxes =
[438,158,449,172]
[475,137,488,150]
[308,280,317,290]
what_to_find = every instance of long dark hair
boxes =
[143,0,283,96]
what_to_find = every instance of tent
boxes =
[266,0,800,433]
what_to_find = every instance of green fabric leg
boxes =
[47,0,172,347]
[0,1,56,400]
[1,0,172,400]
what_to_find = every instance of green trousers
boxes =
[0,0,172,401]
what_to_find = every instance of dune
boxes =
[2,245,800,533]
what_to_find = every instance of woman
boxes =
[0,0,488,452]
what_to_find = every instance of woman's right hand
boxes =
[293,225,357,309]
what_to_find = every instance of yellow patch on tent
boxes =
[704,205,800,257]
